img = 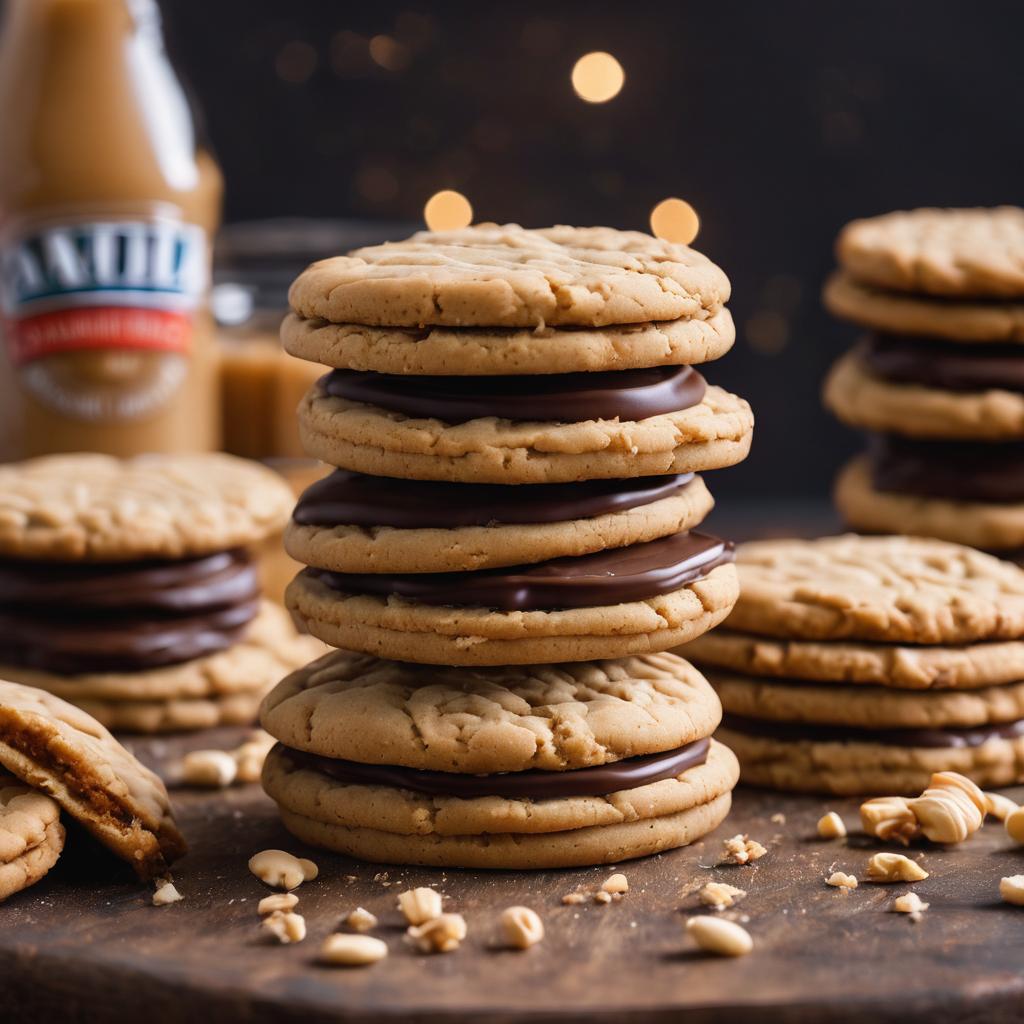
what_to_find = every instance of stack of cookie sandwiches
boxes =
[686,534,1024,794]
[824,206,1024,552]
[0,454,325,733]
[260,223,754,868]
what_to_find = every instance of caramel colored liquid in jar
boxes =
[0,0,223,458]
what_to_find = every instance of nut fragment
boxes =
[892,892,929,914]
[1005,805,1024,844]
[907,772,986,844]
[561,892,586,905]
[249,849,319,890]
[501,906,544,949]
[262,910,306,944]
[258,892,298,915]
[984,791,1019,822]
[601,872,629,894]
[860,795,919,845]
[685,916,753,957]
[817,812,847,840]
[866,852,928,883]
[593,890,613,905]
[722,834,767,865]
[152,880,183,906]
[397,886,443,925]
[698,882,747,910]
[181,749,237,788]
[826,871,858,891]
[405,912,467,954]
[321,933,388,966]
[999,875,1024,905]
[233,731,276,784]
[346,907,379,932]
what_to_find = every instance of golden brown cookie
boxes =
[297,381,753,484]
[0,453,294,560]
[281,307,736,376]
[0,681,185,878]
[835,456,1024,552]
[288,223,731,329]
[837,207,1024,298]
[725,535,1024,645]
[0,771,64,902]
[824,348,1024,441]
[684,625,1024,690]
[286,560,739,666]
[823,271,1024,343]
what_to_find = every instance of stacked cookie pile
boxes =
[687,535,1024,795]
[0,454,324,733]
[260,223,755,868]
[824,206,1024,552]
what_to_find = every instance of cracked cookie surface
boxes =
[0,771,64,902]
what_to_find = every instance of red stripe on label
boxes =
[6,307,192,366]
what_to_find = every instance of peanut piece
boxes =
[501,906,544,949]
[248,849,318,890]
[258,892,298,915]
[826,871,858,890]
[601,872,628,894]
[907,772,985,844]
[405,913,467,953]
[321,933,388,966]
[698,881,747,910]
[722,834,767,864]
[816,812,847,839]
[262,910,306,944]
[866,852,928,883]
[893,892,929,914]
[1004,805,1024,844]
[999,875,1024,906]
[397,886,443,925]
[181,749,237,788]
[984,791,1019,822]
[860,795,919,845]
[685,916,753,957]
[152,880,183,906]
[233,731,276,784]
[346,907,378,932]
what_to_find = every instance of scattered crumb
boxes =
[826,871,858,891]
[699,881,747,910]
[346,907,379,932]
[152,880,183,906]
[561,892,586,906]
[770,813,786,825]
[892,892,929,917]
[722,834,768,865]
[594,890,613,905]
[816,811,847,840]
[601,872,628,894]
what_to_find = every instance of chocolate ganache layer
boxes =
[280,738,711,799]
[293,469,696,529]
[0,550,261,674]
[309,530,733,611]
[862,333,1024,394]
[870,435,1024,504]
[722,713,1024,750]
[320,365,707,424]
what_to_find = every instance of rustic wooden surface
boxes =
[4,724,1024,1024]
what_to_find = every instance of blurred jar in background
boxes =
[0,0,222,460]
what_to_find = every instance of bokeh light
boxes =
[571,52,625,103]
[649,198,700,245]
[424,190,473,231]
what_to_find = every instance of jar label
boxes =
[0,216,208,421]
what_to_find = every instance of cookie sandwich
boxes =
[0,454,325,732]
[824,207,1024,551]
[0,679,186,898]
[260,650,738,869]
[684,534,1024,794]
[283,224,752,665]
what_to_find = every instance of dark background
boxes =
[161,1,1024,505]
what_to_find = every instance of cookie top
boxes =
[837,207,1024,298]
[260,650,721,773]
[0,681,185,878]
[288,223,731,329]
[723,535,1024,645]
[0,453,294,561]
[0,771,61,866]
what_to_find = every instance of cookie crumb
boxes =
[405,913,467,954]
[685,916,753,957]
[817,812,847,840]
[892,892,929,916]
[826,871,858,891]
[152,879,182,906]
[321,933,388,966]
[346,906,378,932]
[249,849,318,890]
[722,834,767,865]
[561,892,586,905]
[866,852,928,883]
[601,872,628,895]
[698,882,747,910]
[593,890,613,905]
[397,886,443,925]
[258,892,298,915]
[262,910,306,944]
[1000,875,1024,905]
[770,813,786,825]
[501,906,544,949]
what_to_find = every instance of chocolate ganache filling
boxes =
[279,737,711,799]
[870,435,1024,504]
[722,713,1024,750]
[309,530,733,611]
[293,469,696,529]
[320,364,707,423]
[0,549,260,674]
[861,333,1024,394]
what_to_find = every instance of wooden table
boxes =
[5,725,1024,1024]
